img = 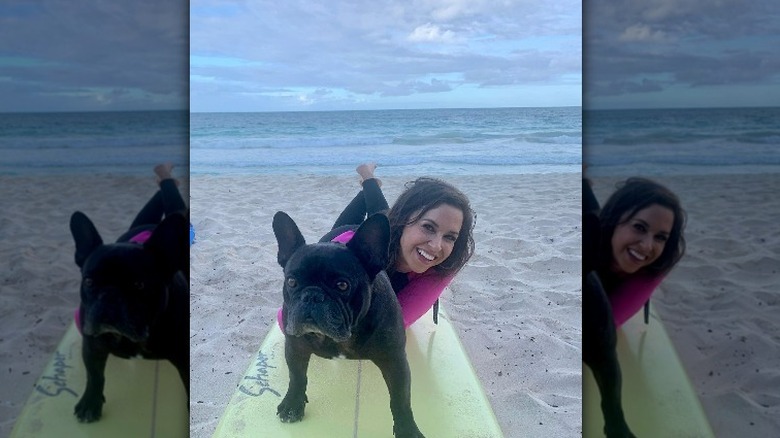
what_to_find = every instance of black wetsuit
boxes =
[118,178,188,277]
[582,178,634,437]
[320,179,410,292]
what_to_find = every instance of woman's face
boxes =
[611,203,674,275]
[396,204,464,274]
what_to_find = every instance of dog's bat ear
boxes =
[144,211,189,276]
[70,211,103,268]
[347,213,390,280]
[273,211,306,268]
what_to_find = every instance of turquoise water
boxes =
[6,107,776,177]
[0,111,188,175]
[585,107,780,175]
[190,107,582,175]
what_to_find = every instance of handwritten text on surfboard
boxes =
[35,350,78,398]
[239,351,281,398]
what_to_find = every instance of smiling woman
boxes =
[595,177,687,283]
[396,204,463,274]
[582,176,687,437]
[276,163,476,330]
[609,204,674,275]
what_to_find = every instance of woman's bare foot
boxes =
[356,162,381,187]
[154,163,179,185]
[356,162,377,180]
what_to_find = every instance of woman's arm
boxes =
[396,273,454,328]
[609,274,665,327]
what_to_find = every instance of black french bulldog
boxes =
[69,211,189,423]
[272,211,424,438]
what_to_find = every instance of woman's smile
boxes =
[611,204,674,275]
[397,204,463,274]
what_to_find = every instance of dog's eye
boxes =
[134,281,145,290]
[286,277,297,288]
[336,280,349,292]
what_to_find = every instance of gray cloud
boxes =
[378,78,453,97]
[191,0,581,110]
[585,0,780,106]
[588,78,666,98]
[0,0,188,111]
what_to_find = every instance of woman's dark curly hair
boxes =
[599,177,686,276]
[386,177,476,277]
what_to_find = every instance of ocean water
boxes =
[585,107,780,176]
[190,107,581,175]
[0,111,188,175]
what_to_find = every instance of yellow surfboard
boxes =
[10,322,188,438]
[583,308,715,437]
[213,307,504,438]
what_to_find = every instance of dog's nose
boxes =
[302,289,326,303]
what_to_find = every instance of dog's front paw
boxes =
[276,393,308,423]
[74,393,105,423]
[604,422,636,438]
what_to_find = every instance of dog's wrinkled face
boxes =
[79,245,168,342]
[70,211,186,344]
[273,211,390,343]
[281,245,371,341]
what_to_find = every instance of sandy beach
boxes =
[189,172,583,437]
[9,170,775,437]
[590,173,780,436]
[0,174,189,437]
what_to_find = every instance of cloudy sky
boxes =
[585,0,780,109]
[0,1,187,112]
[190,0,581,112]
